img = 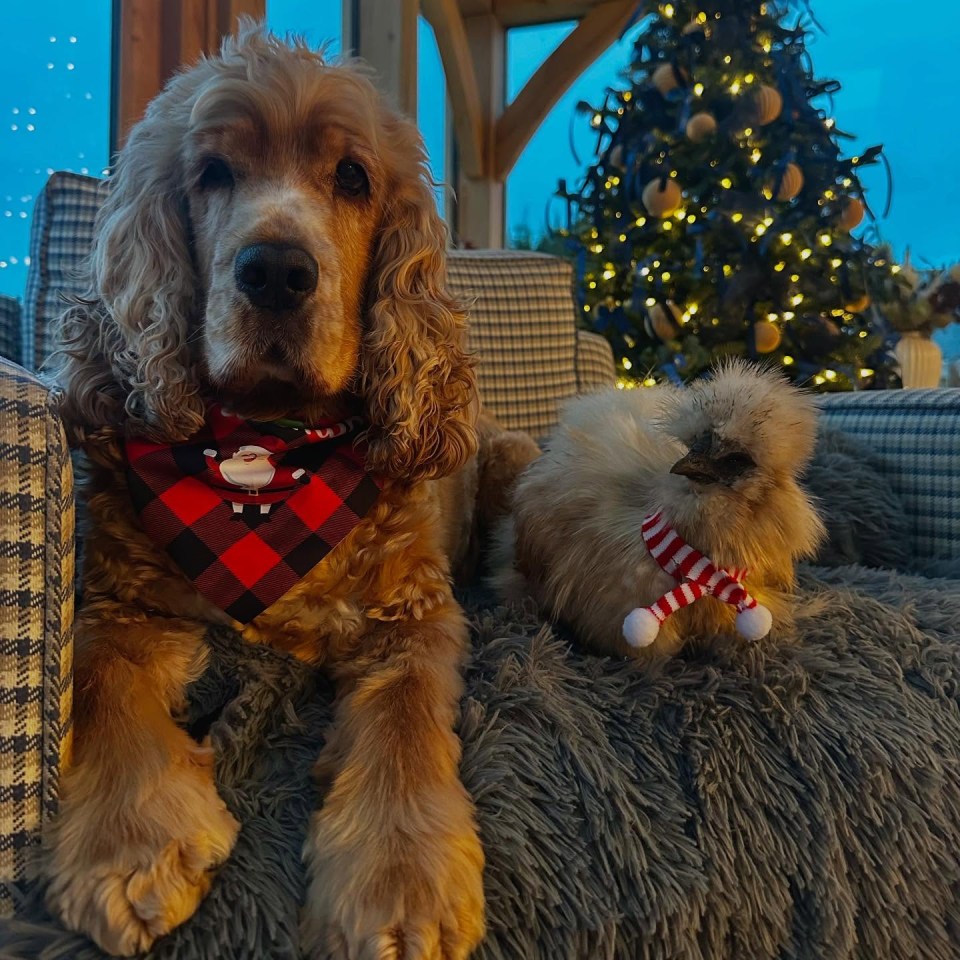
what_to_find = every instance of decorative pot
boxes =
[895,331,942,388]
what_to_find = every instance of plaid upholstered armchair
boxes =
[2,171,960,913]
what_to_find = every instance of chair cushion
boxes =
[819,388,960,564]
[23,172,108,371]
[448,250,578,437]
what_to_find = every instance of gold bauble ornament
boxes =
[753,84,783,125]
[686,111,718,143]
[776,163,804,201]
[839,197,865,231]
[753,320,782,354]
[642,177,683,218]
[845,293,871,313]
[649,301,682,341]
[681,19,706,36]
[608,144,625,170]
[652,62,686,95]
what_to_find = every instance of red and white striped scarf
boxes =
[622,511,771,648]
[642,510,755,616]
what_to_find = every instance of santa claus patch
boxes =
[124,405,382,623]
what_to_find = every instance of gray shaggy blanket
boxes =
[3,566,960,959]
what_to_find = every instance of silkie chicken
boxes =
[492,360,826,658]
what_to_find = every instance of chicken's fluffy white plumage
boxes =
[491,360,826,658]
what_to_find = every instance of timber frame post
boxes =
[343,0,420,118]
[113,0,266,149]
[422,0,640,247]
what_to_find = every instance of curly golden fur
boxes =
[46,25,485,959]
[493,361,825,658]
[437,412,541,583]
[56,27,474,481]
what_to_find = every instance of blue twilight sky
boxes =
[0,0,956,301]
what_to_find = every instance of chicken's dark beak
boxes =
[670,451,723,485]
[670,433,756,486]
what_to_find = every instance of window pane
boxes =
[0,3,111,298]
[507,21,576,102]
[267,0,343,54]
[808,2,954,267]
[506,21,642,248]
[418,15,446,204]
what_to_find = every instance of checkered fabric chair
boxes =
[21,173,108,373]
[2,170,960,911]
[0,360,74,914]
[0,297,22,367]
[447,250,614,437]
[818,389,960,565]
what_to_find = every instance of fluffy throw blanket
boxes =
[3,566,960,959]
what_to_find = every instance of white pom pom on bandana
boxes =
[622,512,773,647]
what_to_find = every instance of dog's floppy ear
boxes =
[55,73,206,443]
[360,118,478,483]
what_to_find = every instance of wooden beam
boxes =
[346,0,419,117]
[421,0,484,179]
[115,0,264,147]
[175,2,216,63]
[457,0,617,27]
[455,12,506,246]
[115,0,165,147]
[493,0,636,179]
[456,0,492,15]
[217,0,266,36]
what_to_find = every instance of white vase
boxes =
[895,332,942,388]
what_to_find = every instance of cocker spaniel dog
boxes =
[47,24,486,959]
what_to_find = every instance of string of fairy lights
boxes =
[560,0,905,390]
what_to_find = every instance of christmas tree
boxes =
[561,0,901,390]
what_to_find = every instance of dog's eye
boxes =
[199,157,234,190]
[335,159,369,197]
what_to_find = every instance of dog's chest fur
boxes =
[82,448,450,666]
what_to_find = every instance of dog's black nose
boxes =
[234,243,318,310]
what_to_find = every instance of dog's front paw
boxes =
[301,794,485,960]
[46,756,239,956]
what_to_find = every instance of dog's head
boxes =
[58,24,476,482]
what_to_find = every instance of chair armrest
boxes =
[0,360,74,912]
[575,330,616,394]
[818,388,960,565]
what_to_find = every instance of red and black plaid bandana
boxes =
[125,405,382,623]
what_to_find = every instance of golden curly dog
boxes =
[46,25,490,960]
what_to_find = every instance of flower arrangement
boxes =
[881,255,960,338]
